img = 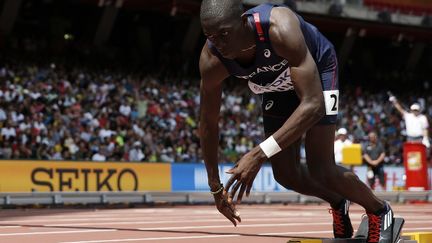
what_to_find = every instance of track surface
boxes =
[0,203,431,243]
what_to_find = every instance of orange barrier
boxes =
[0,160,171,192]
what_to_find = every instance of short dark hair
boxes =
[200,0,244,23]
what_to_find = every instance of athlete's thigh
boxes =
[305,54,339,167]
[304,124,337,169]
[268,138,302,171]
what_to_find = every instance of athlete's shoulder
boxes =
[269,6,298,31]
[199,42,229,82]
[267,6,305,62]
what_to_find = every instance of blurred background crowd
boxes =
[0,60,430,164]
[0,0,431,166]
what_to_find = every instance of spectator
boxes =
[334,128,352,165]
[363,132,386,190]
[389,95,430,148]
[0,59,429,164]
[1,120,16,141]
[129,141,145,162]
[92,146,107,161]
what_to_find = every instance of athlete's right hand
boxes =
[213,189,241,226]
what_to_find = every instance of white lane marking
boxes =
[137,222,331,231]
[134,220,432,231]
[260,230,332,235]
[60,234,240,243]
[404,227,432,231]
[0,226,21,229]
[44,216,332,227]
[0,229,116,236]
[261,227,432,236]
[0,214,282,224]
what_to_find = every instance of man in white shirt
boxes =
[334,128,353,164]
[129,141,145,162]
[389,95,430,148]
[1,121,16,141]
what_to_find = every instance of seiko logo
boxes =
[235,59,288,80]
[248,67,294,94]
[264,49,271,58]
[265,100,274,110]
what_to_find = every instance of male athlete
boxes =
[199,1,394,242]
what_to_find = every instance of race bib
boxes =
[323,90,339,115]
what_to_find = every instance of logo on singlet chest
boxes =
[247,67,294,94]
[234,59,294,94]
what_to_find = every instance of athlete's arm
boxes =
[199,43,241,226]
[265,7,326,150]
[199,42,228,191]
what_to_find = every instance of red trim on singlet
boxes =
[253,13,265,42]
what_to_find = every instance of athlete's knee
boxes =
[310,165,360,189]
[271,162,302,189]
[272,166,299,188]
[272,166,311,194]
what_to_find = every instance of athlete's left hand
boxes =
[225,146,267,204]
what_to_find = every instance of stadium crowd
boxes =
[0,62,430,164]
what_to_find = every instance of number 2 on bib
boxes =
[323,90,339,115]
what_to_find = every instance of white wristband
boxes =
[259,135,282,158]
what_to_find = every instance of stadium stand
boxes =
[0,60,430,163]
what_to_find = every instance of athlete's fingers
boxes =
[246,182,253,197]
[226,200,241,222]
[236,183,247,204]
[233,209,241,222]
[221,200,240,226]
[225,175,238,192]
[221,208,237,226]
[226,163,239,174]
[229,180,242,200]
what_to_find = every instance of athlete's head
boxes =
[200,0,250,59]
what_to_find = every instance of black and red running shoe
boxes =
[329,199,353,238]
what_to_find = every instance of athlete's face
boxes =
[202,18,245,59]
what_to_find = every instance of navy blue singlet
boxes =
[208,3,339,132]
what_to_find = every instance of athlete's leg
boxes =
[268,135,344,207]
[305,124,384,213]
[262,90,344,206]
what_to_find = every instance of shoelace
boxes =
[329,208,345,235]
[367,213,381,242]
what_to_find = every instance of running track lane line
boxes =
[136,222,331,230]
[60,234,242,243]
[58,227,432,243]
[0,229,116,236]
[56,230,341,243]
[134,221,432,231]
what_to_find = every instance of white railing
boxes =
[0,191,430,206]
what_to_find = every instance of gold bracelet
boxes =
[210,184,224,195]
